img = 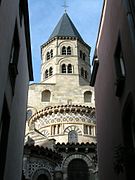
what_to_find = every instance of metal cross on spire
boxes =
[62,0,69,12]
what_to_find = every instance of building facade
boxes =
[24,13,97,180]
[0,0,33,180]
[91,0,135,180]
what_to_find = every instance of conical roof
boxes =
[48,12,84,41]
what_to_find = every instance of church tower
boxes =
[41,12,91,87]
[26,12,96,144]
[24,12,97,180]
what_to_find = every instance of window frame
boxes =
[9,21,20,95]
[45,69,49,78]
[85,71,88,79]
[83,53,86,61]
[67,46,71,55]
[62,64,66,73]
[50,49,53,58]
[49,67,53,76]
[114,36,126,97]
[81,67,84,77]
[46,52,50,60]
[80,50,82,58]
[62,46,66,55]
[68,64,72,73]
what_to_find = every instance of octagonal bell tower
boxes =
[41,12,91,86]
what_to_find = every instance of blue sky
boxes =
[28,0,103,82]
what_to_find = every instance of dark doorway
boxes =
[67,159,89,180]
[37,174,49,180]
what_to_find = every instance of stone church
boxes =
[23,12,97,180]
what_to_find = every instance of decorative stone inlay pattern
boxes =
[29,105,95,125]
[34,113,95,130]
[23,159,53,179]
[29,105,95,130]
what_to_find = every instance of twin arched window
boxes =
[46,49,53,60]
[62,46,71,55]
[45,67,53,79]
[81,67,88,79]
[62,64,72,73]
[80,50,86,61]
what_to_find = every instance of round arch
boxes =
[32,168,51,180]
[64,125,82,135]
[62,154,92,180]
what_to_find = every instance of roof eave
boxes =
[41,36,90,50]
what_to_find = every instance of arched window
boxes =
[45,69,48,78]
[85,71,87,79]
[68,64,72,73]
[62,64,66,73]
[67,46,71,55]
[68,130,78,143]
[84,91,92,102]
[62,46,66,55]
[83,53,86,61]
[81,67,84,77]
[46,52,50,60]
[41,90,51,102]
[80,50,82,58]
[50,49,53,58]
[49,67,53,76]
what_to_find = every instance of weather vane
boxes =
[62,0,69,12]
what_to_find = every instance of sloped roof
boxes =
[48,12,84,41]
